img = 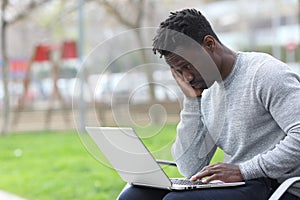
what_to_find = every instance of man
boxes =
[118,8,300,200]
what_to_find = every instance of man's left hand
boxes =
[190,162,244,183]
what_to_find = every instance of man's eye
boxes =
[184,65,191,70]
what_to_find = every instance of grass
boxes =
[0,124,223,200]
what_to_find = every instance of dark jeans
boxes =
[118,178,299,200]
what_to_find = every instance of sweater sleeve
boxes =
[239,64,300,180]
[172,96,217,178]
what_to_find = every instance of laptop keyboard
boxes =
[171,178,205,186]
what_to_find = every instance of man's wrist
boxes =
[183,96,202,112]
[239,159,266,180]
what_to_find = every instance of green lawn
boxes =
[0,124,223,200]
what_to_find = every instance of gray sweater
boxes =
[172,52,300,197]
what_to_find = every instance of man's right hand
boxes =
[171,69,204,98]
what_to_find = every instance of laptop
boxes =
[85,126,245,190]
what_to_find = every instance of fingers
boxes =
[190,165,217,182]
[204,174,220,183]
[171,68,184,83]
[190,163,244,183]
[171,69,203,98]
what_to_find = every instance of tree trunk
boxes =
[1,0,9,135]
[98,0,156,99]
[135,30,156,101]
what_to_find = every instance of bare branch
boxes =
[58,0,95,16]
[134,0,144,27]
[7,0,52,25]
[98,0,137,28]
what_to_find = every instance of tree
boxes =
[97,0,156,102]
[0,0,51,135]
[1,0,9,135]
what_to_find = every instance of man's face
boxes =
[164,46,220,90]
[165,52,208,90]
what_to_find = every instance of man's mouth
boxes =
[191,82,207,89]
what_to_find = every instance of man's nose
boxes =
[182,70,194,83]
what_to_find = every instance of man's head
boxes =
[152,8,221,57]
[152,9,223,90]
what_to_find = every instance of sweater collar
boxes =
[221,52,241,88]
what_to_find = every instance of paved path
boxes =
[0,191,26,200]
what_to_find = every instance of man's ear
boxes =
[202,35,215,52]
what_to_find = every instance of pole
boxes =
[272,2,281,60]
[298,0,300,54]
[77,0,85,132]
[1,0,9,135]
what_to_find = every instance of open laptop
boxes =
[85,126,245,190]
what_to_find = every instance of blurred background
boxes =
[0,0,299,133]
[0,0,299,199]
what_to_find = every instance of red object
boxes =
[285,42,298,52]
[62,41,78,59]
[33,44,50,62]
[10,58,28,78]
[10,59,28,72]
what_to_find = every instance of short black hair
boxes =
[152,8,221,57]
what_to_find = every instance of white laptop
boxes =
[85,126,245,190]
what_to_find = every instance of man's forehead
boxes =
[165,52,188,66]
[165,45,203,64]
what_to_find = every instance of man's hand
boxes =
[190,163,244,183]
[171,69,203,98]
